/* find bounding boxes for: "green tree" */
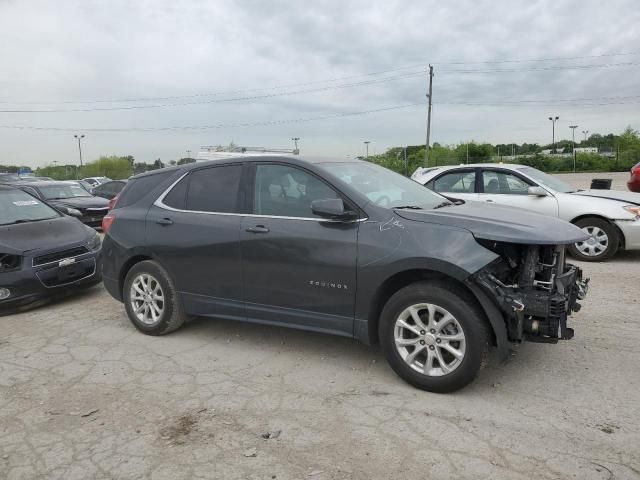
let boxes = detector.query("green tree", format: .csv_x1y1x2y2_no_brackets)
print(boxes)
79,156,133,179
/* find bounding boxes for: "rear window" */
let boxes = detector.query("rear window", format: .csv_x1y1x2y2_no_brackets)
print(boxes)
0,188,59,225
116,172,170,209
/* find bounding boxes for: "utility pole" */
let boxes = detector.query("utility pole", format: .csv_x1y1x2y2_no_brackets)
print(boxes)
582,130,589,142
74,134,85,167
424,64,434,167
364,141,371,159
511,144,515,158
497,146,500,162
291,137,300,154
466,143,469,164
403,146,408,176
569,125,578,172
548,116,559,153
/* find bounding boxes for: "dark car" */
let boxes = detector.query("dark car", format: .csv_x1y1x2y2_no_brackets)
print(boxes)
92,180,127,200
0,185,102,314
628,162,640,193
102,156,590,393
11,181,109,228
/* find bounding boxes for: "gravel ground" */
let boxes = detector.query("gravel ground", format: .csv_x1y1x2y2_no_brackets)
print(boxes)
1,173,639,480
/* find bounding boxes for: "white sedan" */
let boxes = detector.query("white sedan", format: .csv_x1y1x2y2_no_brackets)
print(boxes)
411,163,640,261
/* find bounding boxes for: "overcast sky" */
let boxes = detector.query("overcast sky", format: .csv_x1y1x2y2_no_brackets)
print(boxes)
1,0,639,167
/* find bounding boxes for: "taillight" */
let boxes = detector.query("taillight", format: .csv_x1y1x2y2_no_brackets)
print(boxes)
108,192,121,211
102,213,115,233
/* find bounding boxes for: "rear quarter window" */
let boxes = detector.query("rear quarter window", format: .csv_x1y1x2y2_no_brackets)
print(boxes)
115,172,171,209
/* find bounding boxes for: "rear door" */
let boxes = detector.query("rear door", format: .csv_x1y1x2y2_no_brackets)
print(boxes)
424,168,479,202
479,168,559,216
146,163,246,320
239,162,359,336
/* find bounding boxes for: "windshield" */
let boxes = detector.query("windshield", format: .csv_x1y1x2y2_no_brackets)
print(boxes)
517,166,576,193
0,189,59,225
38,184,92,200
319,162,447,209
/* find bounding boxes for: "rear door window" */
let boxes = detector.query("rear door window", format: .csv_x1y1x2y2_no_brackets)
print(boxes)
184,165,243,213
482,170,531,194
428,170,476,193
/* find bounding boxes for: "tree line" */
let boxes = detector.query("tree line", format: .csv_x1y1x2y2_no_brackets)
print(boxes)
367,126,640,176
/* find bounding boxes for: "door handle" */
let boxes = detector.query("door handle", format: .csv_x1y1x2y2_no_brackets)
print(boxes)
156,217,174,226
245,225,270,233
485,199,494,203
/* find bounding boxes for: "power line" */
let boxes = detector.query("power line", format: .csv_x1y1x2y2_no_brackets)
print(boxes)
0,101,426,132
2,51,640,105
438,61,640,74
0,71,427,113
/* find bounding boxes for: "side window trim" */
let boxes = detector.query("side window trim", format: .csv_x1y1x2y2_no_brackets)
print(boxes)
155,163,363,222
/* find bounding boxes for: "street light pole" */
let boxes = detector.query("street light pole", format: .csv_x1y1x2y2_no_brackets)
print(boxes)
74,134,85,167
364,141,371,159
291,137,300,154
548,116,559,153
569,125,578,172
582,130,589,142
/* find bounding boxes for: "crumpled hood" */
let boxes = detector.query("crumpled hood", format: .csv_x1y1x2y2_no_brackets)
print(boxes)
48,196,109,209
395,201,589,245
0,216,91,255
572,189,640,205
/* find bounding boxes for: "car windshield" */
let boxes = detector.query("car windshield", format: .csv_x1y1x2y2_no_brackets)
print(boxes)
0,189,59,225
319,161,447,209
38,184,92,199
517,166,576,193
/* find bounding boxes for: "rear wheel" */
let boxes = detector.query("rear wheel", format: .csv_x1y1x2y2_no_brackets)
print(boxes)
569,218,619,262
123,260,187,335
379,281,490,393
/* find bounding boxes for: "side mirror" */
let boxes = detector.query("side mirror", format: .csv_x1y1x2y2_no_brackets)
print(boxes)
311,198,357,221
527,186,548,197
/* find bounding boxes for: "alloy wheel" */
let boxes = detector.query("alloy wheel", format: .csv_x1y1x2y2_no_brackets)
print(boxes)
393,303,466,376
130,273,165,325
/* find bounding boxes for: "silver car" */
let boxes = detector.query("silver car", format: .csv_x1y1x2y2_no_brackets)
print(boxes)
412,164,640,261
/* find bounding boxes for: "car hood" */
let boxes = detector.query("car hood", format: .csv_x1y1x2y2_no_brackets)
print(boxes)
0,216,91,255
571,189,640,205
47,196,109,209
395,201,589,245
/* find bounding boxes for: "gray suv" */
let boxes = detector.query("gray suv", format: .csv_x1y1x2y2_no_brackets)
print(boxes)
102,156,589,392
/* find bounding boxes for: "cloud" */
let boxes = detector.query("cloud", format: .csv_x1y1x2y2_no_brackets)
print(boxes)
0,0,639,166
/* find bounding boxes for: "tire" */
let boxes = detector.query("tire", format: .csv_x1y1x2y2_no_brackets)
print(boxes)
123,260,187,335
568,217,619,262
379,281,490,393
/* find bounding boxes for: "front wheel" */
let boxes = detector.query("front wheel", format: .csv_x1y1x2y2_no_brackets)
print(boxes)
379,281,490,393
568,218,619,262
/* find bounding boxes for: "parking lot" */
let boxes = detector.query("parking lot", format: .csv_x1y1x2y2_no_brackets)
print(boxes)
1,172,639,480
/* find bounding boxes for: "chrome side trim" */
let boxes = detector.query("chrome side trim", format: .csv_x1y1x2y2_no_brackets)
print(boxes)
153,171,367,223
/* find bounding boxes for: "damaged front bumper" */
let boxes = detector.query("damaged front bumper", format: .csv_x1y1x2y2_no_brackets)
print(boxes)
471,242,589,344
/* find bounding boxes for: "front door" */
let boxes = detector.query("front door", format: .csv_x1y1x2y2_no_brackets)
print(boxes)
240,162,359,336
479,168,559,216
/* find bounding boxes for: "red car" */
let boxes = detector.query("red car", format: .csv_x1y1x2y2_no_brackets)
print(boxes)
629,162,640,192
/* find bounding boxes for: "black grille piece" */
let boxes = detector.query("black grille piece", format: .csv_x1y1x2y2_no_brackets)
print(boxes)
33,246,89,267
0,253,22,272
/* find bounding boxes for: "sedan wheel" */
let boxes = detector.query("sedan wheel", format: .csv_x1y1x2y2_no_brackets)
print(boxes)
568,218,619,262
394,303,466,377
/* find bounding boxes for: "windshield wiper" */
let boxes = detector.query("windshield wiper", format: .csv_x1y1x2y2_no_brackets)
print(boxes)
1,219,33,225
432,201,454,209
394,205,423,210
